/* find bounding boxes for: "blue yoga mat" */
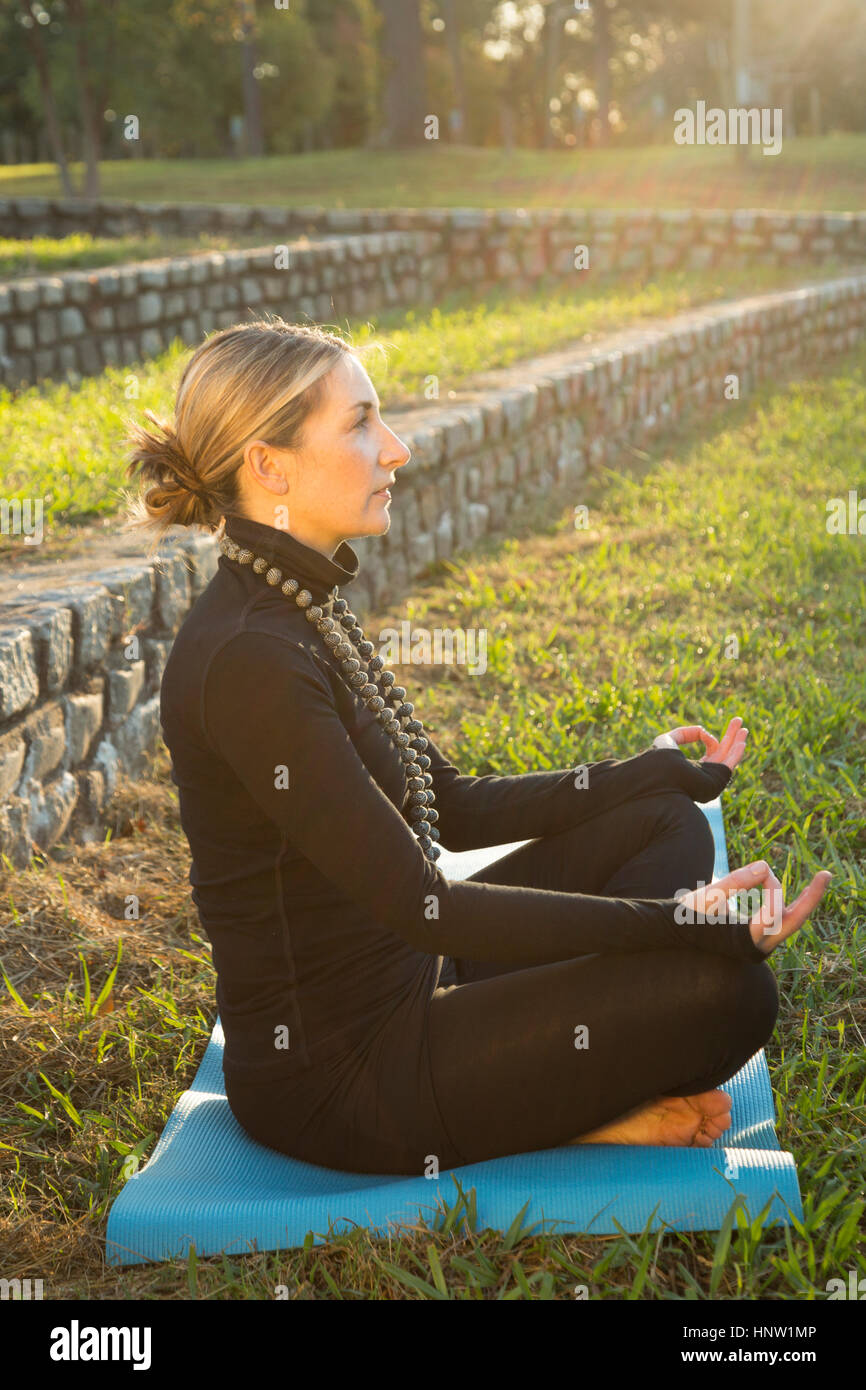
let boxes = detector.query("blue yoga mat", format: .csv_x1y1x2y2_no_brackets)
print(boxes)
106,798,803,1266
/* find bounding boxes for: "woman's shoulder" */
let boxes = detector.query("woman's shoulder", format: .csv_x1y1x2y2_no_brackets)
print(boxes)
195,621,341,755
207,618,334,692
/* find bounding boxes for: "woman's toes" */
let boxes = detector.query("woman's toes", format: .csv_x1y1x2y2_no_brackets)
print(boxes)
697,1089,732,1115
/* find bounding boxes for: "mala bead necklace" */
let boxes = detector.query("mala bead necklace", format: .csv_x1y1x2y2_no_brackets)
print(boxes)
218,535,441,863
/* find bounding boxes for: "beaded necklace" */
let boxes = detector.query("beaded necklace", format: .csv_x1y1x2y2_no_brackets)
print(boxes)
218,534,442,863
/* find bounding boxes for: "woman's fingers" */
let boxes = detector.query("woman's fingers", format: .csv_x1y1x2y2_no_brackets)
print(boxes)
701,717,747,768
677,861,833,957
751,870,833,954
667,724,707,747
660,716,750,770
697,726,720,756
712,862,770,895
677,861,763,918
716,718,743,760
752,863,784,940
666,716,749,768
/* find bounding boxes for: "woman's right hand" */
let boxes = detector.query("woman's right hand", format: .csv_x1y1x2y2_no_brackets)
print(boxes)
678,860,833,955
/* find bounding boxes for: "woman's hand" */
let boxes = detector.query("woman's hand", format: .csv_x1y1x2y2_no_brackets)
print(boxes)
677,860,833,955
655,716,748,772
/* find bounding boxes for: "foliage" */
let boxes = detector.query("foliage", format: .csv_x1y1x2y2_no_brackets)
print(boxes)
2,0,865,168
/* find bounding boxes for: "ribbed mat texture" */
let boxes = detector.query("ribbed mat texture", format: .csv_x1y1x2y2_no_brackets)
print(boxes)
106,798,802,1265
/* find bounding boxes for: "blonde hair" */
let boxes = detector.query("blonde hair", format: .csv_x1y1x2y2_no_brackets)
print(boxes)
121,317,364,559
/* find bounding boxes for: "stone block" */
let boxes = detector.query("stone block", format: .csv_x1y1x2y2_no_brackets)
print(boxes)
58,306,85,338
153,550,191,631
0,626,40,718
108,693,161,780
64,685,104,765
107,660,146,721
19,700,66,785
137,291,163,325
0,727,26,799
0,795,31,870
27,770,78,852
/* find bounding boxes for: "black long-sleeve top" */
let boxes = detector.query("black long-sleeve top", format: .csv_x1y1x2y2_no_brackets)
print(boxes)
158,512,765,1083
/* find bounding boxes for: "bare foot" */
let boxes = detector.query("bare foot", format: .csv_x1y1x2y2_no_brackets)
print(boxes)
568,1089,733,1149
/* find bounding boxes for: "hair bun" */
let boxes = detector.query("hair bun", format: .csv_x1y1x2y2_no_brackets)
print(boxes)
141,409,204,498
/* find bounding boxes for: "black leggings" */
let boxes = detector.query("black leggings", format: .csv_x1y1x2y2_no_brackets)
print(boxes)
426,790,780,1166
226,790,780,1174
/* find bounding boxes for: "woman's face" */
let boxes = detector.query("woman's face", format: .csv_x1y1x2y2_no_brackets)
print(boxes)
240,353,411,557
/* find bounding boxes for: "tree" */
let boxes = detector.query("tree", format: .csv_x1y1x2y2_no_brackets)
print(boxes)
305,0,379,149
5,0,121,195
238,0,264,157
66,0,118,196
375,0,428,146
439,0,467,141
14,0,73,192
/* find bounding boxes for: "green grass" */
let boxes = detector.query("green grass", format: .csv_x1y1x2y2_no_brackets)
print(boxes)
0,340,863,1298
0,259,853,559
0,231,320,280
2,136,866,210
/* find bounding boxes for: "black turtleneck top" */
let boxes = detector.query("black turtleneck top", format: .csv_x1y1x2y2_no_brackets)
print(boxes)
158,512,766,1083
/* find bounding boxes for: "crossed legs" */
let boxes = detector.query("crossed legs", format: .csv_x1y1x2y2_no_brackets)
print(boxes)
427,792,779,1165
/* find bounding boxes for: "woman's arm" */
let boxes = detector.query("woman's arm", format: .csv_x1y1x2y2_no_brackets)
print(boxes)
203,630,763,968
421,731,733,853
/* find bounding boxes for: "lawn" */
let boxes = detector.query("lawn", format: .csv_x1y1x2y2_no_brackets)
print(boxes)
1,137,866,211
0,231,321,280
0,258,854,560
0,340,863,1298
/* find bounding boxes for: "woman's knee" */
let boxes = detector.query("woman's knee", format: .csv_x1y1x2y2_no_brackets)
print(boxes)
642,790,717,886
698,954,780,1053
660,954,780,1096
742,957,780,1046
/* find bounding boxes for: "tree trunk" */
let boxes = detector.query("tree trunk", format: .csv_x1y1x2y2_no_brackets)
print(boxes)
499,96,515,152
594,0,611,147
542,1,562,149
239,0,265,156
19,0,75,195
440,0,465,142
732,0,750,170
66,0,103,197
377,0,428,147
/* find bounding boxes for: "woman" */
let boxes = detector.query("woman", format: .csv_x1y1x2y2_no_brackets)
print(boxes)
123,317,831,1176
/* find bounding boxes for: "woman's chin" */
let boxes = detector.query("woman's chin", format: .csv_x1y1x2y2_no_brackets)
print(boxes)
352,506,391,538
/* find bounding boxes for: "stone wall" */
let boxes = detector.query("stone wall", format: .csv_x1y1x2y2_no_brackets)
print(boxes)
3,200,866,391
1,269,864,867
3,196,866,268
0,230,441,390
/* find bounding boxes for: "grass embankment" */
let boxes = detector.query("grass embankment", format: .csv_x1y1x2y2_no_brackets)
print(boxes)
1,136,866,210
0,232,321,281
0,258,853,561
0,342,863,1298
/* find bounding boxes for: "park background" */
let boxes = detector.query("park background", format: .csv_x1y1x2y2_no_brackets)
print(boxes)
0,0,863,1302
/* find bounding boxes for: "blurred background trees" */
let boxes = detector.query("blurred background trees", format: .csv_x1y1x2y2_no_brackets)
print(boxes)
0,0,863,190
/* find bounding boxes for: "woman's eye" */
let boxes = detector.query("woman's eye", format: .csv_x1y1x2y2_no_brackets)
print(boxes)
354,416,368,430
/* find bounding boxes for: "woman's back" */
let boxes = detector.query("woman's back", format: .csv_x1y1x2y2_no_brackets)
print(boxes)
159,512,437,1086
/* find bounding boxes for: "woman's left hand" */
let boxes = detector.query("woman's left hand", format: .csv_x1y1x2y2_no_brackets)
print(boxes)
655,716,748,772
